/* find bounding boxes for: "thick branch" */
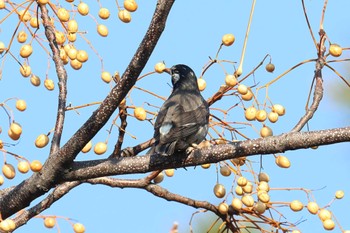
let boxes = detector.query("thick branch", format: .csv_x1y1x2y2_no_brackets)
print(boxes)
62,126,350,181
0,0,175,220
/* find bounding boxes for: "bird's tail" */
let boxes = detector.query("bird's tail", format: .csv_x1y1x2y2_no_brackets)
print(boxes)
146,142,176,156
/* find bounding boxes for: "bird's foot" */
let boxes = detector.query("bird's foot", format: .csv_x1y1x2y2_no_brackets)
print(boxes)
186,141,211,155
186,144,197,155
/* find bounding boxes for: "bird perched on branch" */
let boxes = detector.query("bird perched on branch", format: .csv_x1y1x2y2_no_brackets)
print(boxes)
147,64,209,156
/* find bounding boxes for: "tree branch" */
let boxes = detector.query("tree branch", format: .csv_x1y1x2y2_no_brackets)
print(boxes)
39,5,68,154
62,126,350,181
12,181,81,230
0,0,175,220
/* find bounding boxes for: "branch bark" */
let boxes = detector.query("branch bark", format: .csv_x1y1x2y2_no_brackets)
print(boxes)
0,0,175,220
62,126,350,181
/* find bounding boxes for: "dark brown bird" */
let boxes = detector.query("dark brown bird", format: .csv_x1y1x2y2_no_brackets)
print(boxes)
147,64,209,155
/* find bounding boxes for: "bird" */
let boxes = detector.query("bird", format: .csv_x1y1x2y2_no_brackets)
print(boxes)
147,64,209,156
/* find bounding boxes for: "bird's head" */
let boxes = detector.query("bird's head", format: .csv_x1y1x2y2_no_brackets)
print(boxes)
164,64,199,92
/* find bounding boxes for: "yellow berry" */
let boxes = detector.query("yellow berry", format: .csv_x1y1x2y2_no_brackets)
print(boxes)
76,50,88,63
67,47,77,60
197,78,206,91
235,186,243,196
10,122,22,138
20,44,33,58
245,106,257,121
17,30,27,43
323,219,335,231
30,75,41,86
44,79,55,91
258,191,270,203
242,182,253,193
154,62,166,73
97,24,109,37
70,59,82,70
101,71,112,83
35,134,49,148
213,183,226,198
94,142,107,155
260,125,273,137
222,34,235,46
231,197,243,210
290,200,303,212
17,161,30,173
30,17,40,28
0,41,6,54
242,194,254,207
16,99,27,111
318,209,332,221
77,2,89,16
2,163,16,179
0,0,5,9
225,74,237,87
37,0,49,5
237,176,248,187
57,8,70,22
272,104,285,116
118,9,132,23
30,160,43,172
124,0,138,12
55,31,66,45
99,8,110,19
134,107,147,121
237,84,248,95
218,202,229,215
81,140,92,153
153,172,164,183
275,155,290,168
73,223,85,233
44,217,56,228
164,168,174,177
255,109,267,122
67,33,77,42
18,9,31,22
268,111,279,123
307,201,319,215
241,89,253,101
329,43,342,57
335,190,344,199
67,19,78,33
257,181,270,192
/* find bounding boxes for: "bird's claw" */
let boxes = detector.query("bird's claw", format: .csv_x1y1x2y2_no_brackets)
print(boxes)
186,141,211,154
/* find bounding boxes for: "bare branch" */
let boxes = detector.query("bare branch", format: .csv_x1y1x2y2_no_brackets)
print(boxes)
13,181,80,229
39,5,68,154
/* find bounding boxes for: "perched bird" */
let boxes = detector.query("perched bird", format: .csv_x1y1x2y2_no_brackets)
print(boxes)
147,64,209,155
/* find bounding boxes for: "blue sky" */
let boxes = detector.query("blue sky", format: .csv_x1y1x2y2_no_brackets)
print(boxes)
1,0,350,232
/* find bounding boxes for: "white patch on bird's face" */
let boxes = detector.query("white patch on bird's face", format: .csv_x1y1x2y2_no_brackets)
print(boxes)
171,72,180,85
160,123,172,136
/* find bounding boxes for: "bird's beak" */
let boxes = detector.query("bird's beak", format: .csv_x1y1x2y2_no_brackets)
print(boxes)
164,68,171,74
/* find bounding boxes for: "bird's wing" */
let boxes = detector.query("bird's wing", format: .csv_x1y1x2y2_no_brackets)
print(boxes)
156,100,209,145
